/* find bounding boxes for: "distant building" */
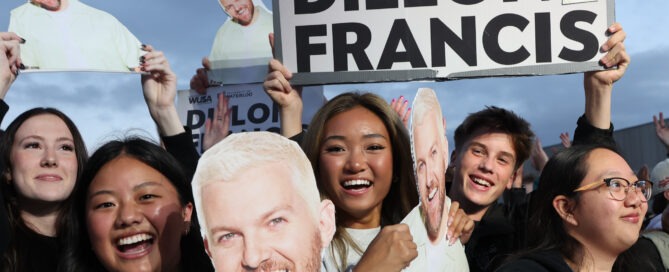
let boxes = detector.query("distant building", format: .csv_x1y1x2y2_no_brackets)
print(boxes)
540,119,668,173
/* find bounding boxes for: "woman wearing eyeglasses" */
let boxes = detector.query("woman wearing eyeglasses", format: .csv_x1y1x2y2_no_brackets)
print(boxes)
497,144,661,271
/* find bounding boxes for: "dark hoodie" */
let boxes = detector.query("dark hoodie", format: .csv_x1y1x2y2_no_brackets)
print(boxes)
495,250,572,272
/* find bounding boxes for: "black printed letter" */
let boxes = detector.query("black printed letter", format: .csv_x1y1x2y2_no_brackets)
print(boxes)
558,10,598,62
483,14,530,65
378,19,427,69
333,23,373,71
295,25,327,72
431,17,477,67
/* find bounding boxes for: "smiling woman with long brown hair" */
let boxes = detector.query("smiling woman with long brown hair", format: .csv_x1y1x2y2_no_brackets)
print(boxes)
300,92,419,271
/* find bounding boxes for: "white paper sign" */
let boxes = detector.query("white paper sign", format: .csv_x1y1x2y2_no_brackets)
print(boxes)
274,0,614,85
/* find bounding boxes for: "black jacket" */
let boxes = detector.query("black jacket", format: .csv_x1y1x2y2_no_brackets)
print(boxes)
496,250,572,272
465,188,530,272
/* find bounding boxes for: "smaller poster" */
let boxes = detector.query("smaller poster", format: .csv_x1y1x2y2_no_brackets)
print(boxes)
177,83,325,153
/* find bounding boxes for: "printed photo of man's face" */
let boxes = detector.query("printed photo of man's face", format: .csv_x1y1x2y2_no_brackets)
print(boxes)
411,88,449,244
220,0,255,26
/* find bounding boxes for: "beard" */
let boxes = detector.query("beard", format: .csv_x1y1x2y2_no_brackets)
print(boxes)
422,189,445,242
252,230,322,271
33,0,62,11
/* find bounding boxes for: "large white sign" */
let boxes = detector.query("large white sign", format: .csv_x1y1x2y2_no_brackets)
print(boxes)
274,0,614,85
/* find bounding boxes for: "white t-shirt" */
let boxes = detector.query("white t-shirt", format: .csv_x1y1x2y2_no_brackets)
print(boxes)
9,0,142,71
322,227,381,272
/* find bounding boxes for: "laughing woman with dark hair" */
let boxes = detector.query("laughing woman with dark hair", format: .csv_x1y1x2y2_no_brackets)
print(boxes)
60,47,213,272
62,137,212,272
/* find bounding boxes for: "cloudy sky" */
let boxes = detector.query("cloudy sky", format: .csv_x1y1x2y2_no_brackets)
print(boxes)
1,0,668,152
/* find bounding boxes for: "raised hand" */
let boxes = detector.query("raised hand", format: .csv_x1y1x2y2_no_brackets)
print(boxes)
0,32,24,99
203,92,231,152
190,57,213,95
559,132,571,148
654,112,669,151
583,23,630,129
140,45,183,136
586,23,630,87
390,96,411,129
531,138,549,172
263,57,303,138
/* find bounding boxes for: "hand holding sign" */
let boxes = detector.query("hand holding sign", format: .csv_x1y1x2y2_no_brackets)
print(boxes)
263,58,304,138
585,23,629,89
140,45,184,137
583,23,629,130
190,57,214,95
0,32,23,98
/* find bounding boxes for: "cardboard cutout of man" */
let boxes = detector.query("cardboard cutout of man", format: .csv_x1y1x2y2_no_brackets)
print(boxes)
402,88,469,271
8,0,143,71
208,0,273,69
192,131,336,271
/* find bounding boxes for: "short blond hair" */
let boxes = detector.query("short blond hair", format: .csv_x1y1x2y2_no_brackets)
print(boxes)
410,88,447,168
411,87,445,136
192,132,320,235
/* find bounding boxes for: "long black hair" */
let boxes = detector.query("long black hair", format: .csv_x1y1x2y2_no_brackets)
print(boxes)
521,144,654,271
61,136,212,271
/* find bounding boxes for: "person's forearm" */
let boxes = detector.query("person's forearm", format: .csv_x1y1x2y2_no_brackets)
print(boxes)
280,103,303,139
150,105,185,137
584,77,612,130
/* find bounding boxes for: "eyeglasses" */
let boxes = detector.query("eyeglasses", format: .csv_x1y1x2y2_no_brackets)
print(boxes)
573,177,652,202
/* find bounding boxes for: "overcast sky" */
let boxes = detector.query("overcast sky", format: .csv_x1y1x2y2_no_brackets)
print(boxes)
1,0,668,152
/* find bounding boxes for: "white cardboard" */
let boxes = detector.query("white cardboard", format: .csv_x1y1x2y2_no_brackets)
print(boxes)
274,0,615,85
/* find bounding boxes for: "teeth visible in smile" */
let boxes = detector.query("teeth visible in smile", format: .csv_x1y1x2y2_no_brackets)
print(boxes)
428,187,437,201
343,179,371,187
473,177,491,187
117,233,153,246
